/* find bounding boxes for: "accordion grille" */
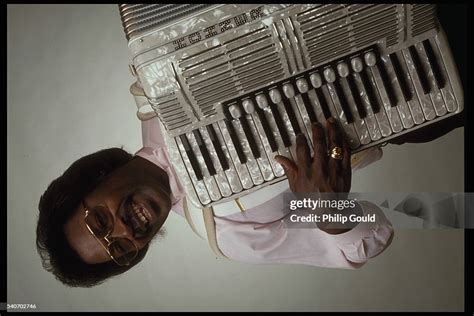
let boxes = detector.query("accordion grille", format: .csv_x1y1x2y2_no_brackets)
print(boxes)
411,4,439,37
119,4,213,40
297,4,400,67
178,27,285,118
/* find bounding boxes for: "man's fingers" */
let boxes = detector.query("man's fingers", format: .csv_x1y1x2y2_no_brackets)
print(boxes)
326,117,345,190
326,117,343,150
342,137,351,174
274,155,297,179
296,133,311,170
342,137,352,192
311,122,328,174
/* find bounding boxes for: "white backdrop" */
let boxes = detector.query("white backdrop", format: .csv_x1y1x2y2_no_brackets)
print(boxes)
7,4,465,312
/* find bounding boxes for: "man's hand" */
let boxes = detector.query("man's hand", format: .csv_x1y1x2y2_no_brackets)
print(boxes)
274,117,352,196
275,118,356,234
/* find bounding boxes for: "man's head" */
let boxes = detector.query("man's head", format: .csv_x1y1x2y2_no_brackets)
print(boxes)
36,148,172,287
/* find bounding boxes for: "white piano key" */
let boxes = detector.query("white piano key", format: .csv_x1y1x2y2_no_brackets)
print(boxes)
255,94,269,109
363,67,394,137
323,67,337,83
211,122,244,194
231,118,265,185
282,82,313,147
309,73,323,89
283,82,296,98
351,57,364,73
242,98,256,113
255,94,294,165
393,51,426,125
228,104,242,119
243,99,285,177
269,89,282,104
198,126,233,198
216,121,253,190
242,112,275,182
367,59,404,133
430,37,458,113
307,89,328,126
269,88,298,158
323,84,361,150
364,51,377,67
185,132,221,202
380,54,415,129
245,115,278,180
175,137,211,205
351,72,382,141
293,78,319,149
338,76,371,145
337,62,350,78
415,42,448,117
402,48,437,121
293,93,316,152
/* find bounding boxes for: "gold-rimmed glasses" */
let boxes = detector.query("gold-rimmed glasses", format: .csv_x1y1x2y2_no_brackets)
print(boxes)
83,200,139,266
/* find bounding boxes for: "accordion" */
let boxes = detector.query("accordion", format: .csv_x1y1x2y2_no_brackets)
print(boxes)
119,4,463,208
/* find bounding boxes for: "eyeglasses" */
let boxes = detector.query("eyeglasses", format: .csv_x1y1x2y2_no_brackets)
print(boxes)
83,200,139,266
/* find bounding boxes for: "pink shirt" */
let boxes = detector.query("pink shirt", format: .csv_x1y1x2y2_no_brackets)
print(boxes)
136,117,394,269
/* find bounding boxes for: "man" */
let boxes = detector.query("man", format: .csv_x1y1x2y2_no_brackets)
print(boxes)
38,96,405,288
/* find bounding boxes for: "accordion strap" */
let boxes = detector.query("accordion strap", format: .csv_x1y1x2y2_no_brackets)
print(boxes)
130,81,157,121
182,197,228,259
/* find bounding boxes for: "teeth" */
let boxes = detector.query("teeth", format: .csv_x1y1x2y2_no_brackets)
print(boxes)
142,208,152,219
132,203,149,225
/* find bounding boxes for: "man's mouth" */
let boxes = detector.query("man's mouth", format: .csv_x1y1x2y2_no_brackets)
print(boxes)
119,187,166,240
131,201,152,226
121,197,157,239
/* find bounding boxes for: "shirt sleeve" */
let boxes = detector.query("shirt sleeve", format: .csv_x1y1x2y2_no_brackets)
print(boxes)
214,200,393,269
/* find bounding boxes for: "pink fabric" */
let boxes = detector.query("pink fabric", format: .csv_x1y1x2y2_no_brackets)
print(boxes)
136,117,394,268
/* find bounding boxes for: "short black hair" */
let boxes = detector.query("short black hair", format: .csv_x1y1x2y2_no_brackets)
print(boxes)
36,147,150,287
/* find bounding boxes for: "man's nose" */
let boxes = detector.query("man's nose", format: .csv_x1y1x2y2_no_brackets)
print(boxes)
110,215,134,239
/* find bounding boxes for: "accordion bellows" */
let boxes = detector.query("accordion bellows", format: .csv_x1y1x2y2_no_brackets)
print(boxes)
119,4,463,207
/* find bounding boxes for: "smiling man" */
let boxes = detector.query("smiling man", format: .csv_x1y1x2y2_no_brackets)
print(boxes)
37,105,402,288
63,156,172,265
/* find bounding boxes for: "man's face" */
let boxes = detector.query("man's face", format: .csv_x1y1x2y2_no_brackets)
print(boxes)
64,156,172,264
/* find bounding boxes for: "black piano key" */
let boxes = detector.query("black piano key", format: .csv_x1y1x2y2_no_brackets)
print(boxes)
408,45,430,94
374,53,397,107
422,39,445,89
239,116,261,159
389,53,413,102
255,108,278,152
333,80,354,123
300,92,318,123
278,87,302,135
346,73,367,119
206,125,229,171
224,119,247,164
180,134,203,181
264,91,292,148
359,69,381,113
193,129,216,176
314,87,332,119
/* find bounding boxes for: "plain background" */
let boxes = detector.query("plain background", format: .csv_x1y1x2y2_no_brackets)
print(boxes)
7,4,465,312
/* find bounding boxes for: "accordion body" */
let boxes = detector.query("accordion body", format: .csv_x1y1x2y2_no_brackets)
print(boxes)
119,4,463,207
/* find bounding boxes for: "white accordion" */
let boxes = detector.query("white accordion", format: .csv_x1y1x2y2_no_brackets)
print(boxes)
119,4,463,208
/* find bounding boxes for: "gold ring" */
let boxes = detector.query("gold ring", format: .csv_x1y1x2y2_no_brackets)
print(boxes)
328,146,343,160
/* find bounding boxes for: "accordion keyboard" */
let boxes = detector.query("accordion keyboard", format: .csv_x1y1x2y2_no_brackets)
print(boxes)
120,4,463,207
